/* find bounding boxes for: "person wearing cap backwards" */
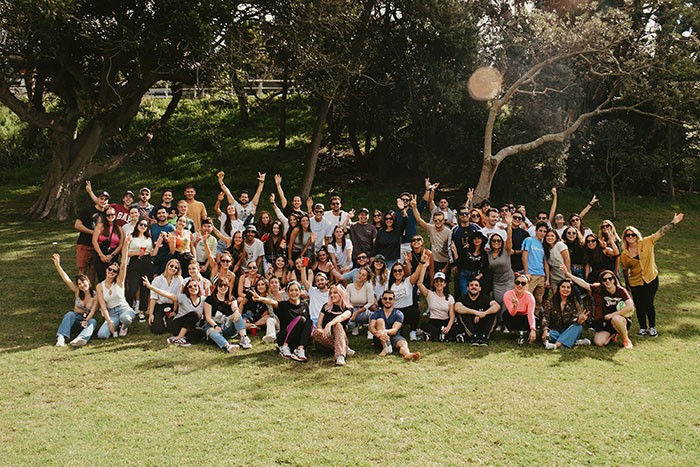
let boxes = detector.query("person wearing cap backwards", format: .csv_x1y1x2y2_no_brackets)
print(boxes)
183,184,208,233
348,207,377,266
135,187,154,221
307,200,333,254
74,182,110,277
300,268,330,327
85,181,133,227
242,224,265,272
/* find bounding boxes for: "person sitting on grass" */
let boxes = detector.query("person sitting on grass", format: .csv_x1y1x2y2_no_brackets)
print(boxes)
250,281,312,362
502,274,537,346
96,236,136,339
416,269,455,343
239,277,274,343
52,253,98,348
564,268,635,349
143,275,205,347
453,279,500,346
541,278,591,350
145,259,183,335
202,278,250,353
369,290,421,361
312,284,354,366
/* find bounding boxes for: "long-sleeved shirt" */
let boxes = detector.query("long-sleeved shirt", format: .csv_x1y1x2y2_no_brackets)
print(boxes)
503,289,536,330
347,281,375,309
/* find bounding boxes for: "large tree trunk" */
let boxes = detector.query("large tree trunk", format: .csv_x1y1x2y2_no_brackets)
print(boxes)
474,157,499,202
300,97,332,199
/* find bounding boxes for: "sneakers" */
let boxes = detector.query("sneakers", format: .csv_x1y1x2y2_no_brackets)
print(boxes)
176,338,191,347
455,334,465,344
367,331,373,340
470,336,480,346
637,328,648,336
166,336,179,344
346,348,356,357
516,331,526,346
70,337,88,347
351,326,360,336
423,333,431,342
409,330,418,341
544,341,557,350
239,335,253,349
279,344,292,358
138,312,146,323
622,338,634,349
224,343,239,353
291,347,308,362
118,326,128,337
575,338,591,346
648,327,658,337
262,334,276,344
55,335,66,347
479,335,489,347
335,355,346,366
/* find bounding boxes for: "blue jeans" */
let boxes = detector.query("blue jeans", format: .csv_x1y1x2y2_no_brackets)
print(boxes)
203,316,246,350
57,312,97,342
547,324,583,348
97,304,136,339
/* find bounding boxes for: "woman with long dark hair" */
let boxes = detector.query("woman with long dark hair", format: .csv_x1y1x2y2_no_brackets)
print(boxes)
52,253,98,347
620,213,684,337
583,234,618,283
265,220,286,265
202,277,249,353
488,213,514,321
388,255,427,341
541,279,590,349
169,216,196,277
266,254,289,287
328,225,353,273
452,230,488,297
371,209,407,271
543,228,570,293
287,214,315,268
125,219,162,321
92,206,124,282
214,192,244,259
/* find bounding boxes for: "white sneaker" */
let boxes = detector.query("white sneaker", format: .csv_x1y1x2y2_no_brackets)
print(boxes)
409,330,418,341
118,326,128,337
279,344,292,358
351,326,360,336
70,337,88,347
346,348,356,357
575,338,591,346
544,341,557,350
262,334,276,344
55,335,66,347
239,335,253,349
335,355,346,366
648,327,659,337
291,347,308,362
224,343,239,353
367,331,373,340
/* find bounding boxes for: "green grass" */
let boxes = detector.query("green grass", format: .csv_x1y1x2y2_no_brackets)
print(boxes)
2,99,700,464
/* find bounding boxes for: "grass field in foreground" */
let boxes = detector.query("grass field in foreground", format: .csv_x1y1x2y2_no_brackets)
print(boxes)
1,185,699,465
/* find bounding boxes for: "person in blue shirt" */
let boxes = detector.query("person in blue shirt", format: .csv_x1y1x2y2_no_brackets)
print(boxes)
522,221,548,316
369,290,421,361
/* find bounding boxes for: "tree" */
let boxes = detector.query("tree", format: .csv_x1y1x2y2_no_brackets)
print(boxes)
472,2,699,201
0,0,234,220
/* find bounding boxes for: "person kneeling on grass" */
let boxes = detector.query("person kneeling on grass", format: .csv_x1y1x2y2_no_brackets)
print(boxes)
453,279,500,346
369,290,420,361
52,253,98,347
250,281,312,362
502,274,537,346
96,236,136,339
312,284,355,366
564,268,635,349
143,276,205,347
541,278,591,350
201,278,251,353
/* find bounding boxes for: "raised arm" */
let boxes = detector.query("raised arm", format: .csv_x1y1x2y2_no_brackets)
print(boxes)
548,187,558,224
51,253,77,293
214,191,225,217
85,180,98,204
411,194,429,230
299,265,311,291
217,171,235,204
578,195,598,220
563,267,591,292
408,252,428,286
651,213,684,242
251,289,279,308
416,261,429,297
503,212,514,255
249,172,266,209
274,174,288,209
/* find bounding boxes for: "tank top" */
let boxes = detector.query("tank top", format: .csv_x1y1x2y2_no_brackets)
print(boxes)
98,223,120,251
75,297,93,314
102,281,127,309
293,229,312,252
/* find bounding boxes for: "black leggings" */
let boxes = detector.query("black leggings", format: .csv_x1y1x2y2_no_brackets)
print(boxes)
630,277,659,329
502,312,531,332
420,318,450,341
126,256,152,311
280,316,313,348
150,303,174,335
398,305,420,334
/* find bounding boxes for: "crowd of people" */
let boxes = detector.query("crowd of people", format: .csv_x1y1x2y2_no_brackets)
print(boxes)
54,173,685,364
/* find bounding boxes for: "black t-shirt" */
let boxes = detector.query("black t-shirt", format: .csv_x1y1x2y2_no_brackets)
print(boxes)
510,228,530,271
457,293,492,312
76,205,103,245
205,294,234,319
282,205,305,219
276,300,309,328
318,304,350,329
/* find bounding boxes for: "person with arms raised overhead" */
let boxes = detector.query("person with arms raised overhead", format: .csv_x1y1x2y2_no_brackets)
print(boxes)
274,173,305,218
51,253,98,348
96,236,136,339
217,171,265,226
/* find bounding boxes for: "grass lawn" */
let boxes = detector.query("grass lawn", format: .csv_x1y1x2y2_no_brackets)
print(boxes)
1,185,699,465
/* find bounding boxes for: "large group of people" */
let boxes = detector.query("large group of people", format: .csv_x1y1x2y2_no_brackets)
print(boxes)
54,174,685,364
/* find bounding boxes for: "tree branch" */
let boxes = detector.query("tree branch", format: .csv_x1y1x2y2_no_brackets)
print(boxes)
0,77,59,129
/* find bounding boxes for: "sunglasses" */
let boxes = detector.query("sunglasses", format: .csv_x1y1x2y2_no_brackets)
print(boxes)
512,216,523,221
384,217,393,221
218,283,229,288
401,198,410,203
314,210,323,214
601,276,615,283
381,297,394,301
220,259,231,263
106,213,116,217
331,202,340,206
458,212,468,216
138,223,148,227
601,224,611,228
248,266,258,270
107,268,119,273
373,214,382,217
168,264,179,270
586,239,597,244
357,256,368,260
392,269,403,274
411,238,422,242
514,280,527,286
625,233,637,238
491,239,502,243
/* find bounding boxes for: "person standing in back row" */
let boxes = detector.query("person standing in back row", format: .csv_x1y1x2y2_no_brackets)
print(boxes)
183,184,208,233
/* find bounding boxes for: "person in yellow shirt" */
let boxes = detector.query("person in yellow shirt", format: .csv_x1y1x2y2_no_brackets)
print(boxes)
620,213,684,337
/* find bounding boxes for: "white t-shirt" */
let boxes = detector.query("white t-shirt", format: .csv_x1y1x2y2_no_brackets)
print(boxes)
426,291,454,321
195,236,217,263
323,210,349,228
127,235,152,264
218,212,244,236
391,278,414,309
150,274,184,305
328,239,353,269
243,239,265,269
480,226,508,246
233,199,257,223
308,287,329,322
309,217,333,252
